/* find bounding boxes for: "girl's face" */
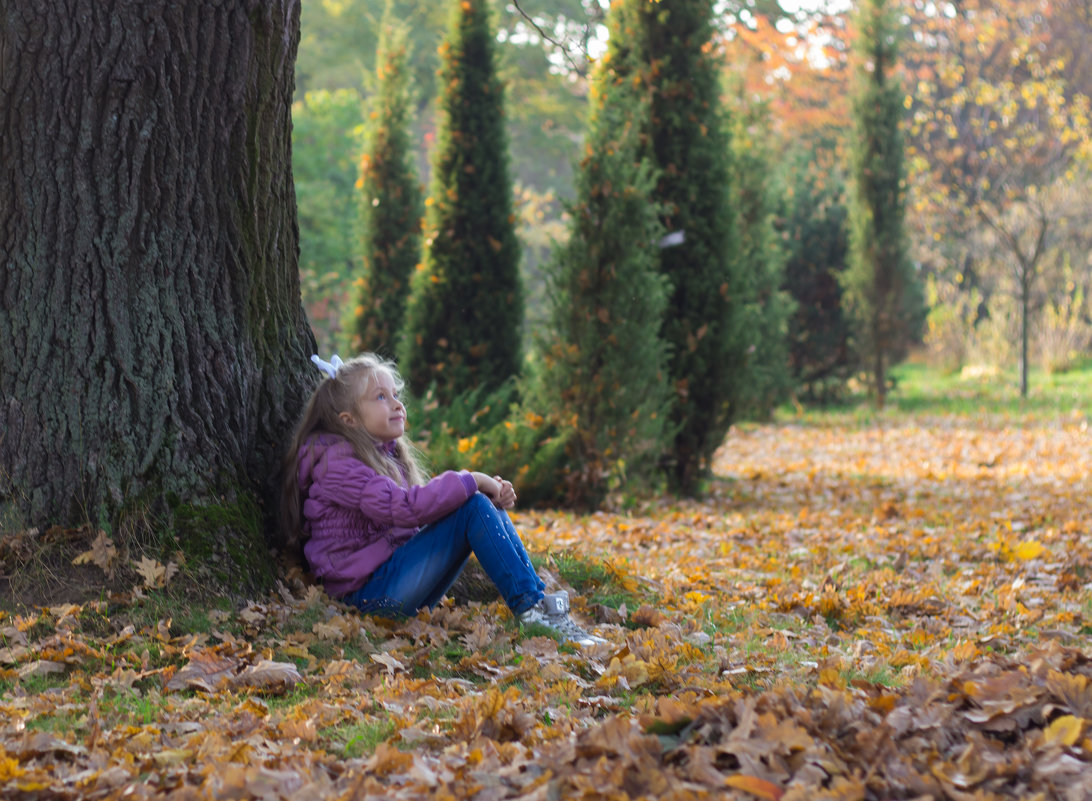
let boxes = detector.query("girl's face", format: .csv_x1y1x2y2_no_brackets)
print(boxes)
342,369,406,442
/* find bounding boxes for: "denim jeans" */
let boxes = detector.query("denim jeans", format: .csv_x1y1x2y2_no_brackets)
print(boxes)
342,493,545,618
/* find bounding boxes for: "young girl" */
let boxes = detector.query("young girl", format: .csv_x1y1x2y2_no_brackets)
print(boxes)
281,352,604,646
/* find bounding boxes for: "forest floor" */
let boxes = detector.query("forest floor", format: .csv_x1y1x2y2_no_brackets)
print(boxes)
2,372,1092,799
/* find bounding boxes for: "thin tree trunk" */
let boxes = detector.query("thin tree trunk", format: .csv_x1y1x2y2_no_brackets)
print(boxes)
0,1,314,582
874,346,886,410
1020,268,1030,399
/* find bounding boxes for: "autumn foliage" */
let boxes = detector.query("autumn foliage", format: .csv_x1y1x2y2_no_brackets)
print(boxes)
349,8,422,358
5,394,1092,797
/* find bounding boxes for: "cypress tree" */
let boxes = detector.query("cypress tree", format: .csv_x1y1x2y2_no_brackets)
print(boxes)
400,0,521,403
843,0,924,407
782,146,857,400
730,100,793,420
533,57,671,509
349,5,422,358
603,0,742,495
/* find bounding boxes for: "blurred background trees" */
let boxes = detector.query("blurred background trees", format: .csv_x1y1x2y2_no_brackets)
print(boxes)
399,0,524,403
349,4,422,358
902,0,1092,394
842,0,924,408
290,0,1092,505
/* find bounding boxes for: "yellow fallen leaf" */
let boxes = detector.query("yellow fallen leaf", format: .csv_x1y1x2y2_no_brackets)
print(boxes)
151,748,194,767
0,752,24,781
1044,714,1084,747
1013,540,1044,561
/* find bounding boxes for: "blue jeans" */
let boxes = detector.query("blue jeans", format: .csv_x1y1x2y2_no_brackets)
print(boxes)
342,493,545,618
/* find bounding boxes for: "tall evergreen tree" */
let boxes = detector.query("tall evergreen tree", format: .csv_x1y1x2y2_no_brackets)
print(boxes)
782,146,857,400
533,64,671,509
602,0,742,495
400,0,521,403
349,6,422,358
843,0,924,408
730,99,793,420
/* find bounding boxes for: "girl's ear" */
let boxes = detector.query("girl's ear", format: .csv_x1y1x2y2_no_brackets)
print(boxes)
338,411,357,427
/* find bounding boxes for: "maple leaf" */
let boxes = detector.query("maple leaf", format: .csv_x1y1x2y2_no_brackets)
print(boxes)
71,530,118,576
459,618,496,652
132,556,179,589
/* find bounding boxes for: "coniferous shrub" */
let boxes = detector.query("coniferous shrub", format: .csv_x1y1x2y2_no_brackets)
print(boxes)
782,147,857,401
601,0,743,495
409,379,572,509
400,0,522,404
843,0,925,407
348,7,422,358
530,88,672,509
730,100,794,420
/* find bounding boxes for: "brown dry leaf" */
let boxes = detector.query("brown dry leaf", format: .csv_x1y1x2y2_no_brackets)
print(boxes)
459,618,497,652
231,660,302,693
166,650,240,692
71,530,118,576
132,556,179,589
632,604,665,628
370,652,405,675
17,660,66,679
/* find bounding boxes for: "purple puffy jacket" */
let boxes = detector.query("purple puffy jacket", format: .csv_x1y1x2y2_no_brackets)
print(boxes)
297,432,478,597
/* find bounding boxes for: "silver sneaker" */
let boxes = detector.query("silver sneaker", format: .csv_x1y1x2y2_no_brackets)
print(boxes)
518,592,607,646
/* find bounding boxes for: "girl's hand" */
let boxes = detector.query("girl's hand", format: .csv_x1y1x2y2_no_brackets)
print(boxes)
471,472,517,509
492,475,516,509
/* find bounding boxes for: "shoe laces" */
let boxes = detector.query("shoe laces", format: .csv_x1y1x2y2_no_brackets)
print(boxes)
519,592,605,646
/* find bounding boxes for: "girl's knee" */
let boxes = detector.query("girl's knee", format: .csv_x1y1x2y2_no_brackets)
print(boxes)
466,492,496,515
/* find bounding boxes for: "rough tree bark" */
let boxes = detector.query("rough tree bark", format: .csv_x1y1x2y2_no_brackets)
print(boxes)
0,0,316,594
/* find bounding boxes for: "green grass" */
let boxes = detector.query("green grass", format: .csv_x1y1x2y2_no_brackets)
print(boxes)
541,551,651,612
891,360,1092,418
774,358,1092,425
98,687,168,727
324,718,397,758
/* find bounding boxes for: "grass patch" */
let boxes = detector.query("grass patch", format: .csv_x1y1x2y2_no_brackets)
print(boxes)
98,687,168,727
542,551,650,611
325,718,397,758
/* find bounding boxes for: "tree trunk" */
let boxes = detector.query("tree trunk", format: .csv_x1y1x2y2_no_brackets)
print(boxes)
874,345,886,410
1020,267,1030,399
0,1,316,594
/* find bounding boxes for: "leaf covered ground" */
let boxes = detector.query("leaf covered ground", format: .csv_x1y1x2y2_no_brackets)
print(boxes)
2,408,1092,800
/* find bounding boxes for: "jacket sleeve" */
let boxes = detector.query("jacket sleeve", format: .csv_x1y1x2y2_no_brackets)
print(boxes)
313,443,478,528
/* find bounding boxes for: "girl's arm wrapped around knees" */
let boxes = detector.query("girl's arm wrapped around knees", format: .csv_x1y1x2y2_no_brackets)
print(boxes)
470,471,517,509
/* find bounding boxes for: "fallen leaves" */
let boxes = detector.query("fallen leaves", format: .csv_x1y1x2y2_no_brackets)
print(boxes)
2,412,1092,798
166,649,301,693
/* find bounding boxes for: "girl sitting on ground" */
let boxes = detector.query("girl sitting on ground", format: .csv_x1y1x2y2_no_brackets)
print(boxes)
280,352,603,646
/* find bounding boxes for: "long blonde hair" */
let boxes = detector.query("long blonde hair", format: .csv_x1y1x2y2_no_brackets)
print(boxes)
280,353,428,546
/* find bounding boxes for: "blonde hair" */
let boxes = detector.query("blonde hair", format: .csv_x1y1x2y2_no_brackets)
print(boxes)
281,353,428,547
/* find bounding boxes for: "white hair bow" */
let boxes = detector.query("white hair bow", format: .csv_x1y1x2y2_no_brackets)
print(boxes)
310,354,344,379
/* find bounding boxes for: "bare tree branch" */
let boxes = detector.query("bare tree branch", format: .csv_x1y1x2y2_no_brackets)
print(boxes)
510,0,591,76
